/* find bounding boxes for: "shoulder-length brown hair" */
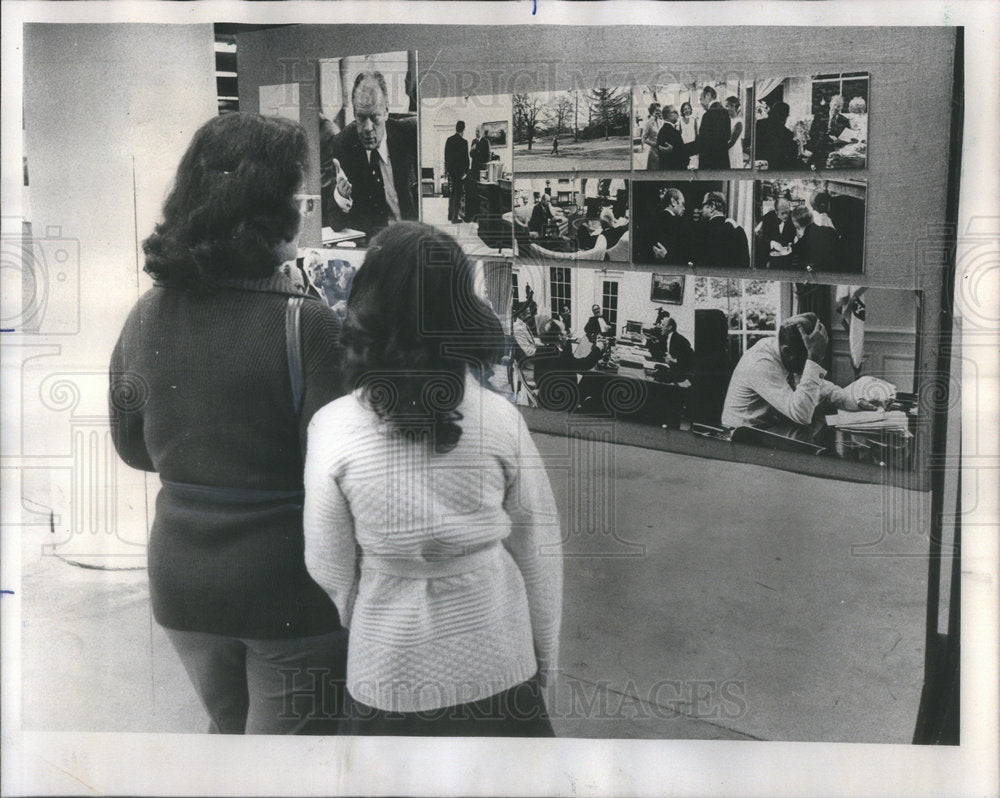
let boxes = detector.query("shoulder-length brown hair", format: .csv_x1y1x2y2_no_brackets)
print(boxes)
142,113,308,290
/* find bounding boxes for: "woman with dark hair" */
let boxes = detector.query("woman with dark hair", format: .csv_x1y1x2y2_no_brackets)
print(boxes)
109,112,348,734
303,221,563,736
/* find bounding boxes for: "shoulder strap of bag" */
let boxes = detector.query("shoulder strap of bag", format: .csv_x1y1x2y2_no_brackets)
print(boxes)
285,296,305,415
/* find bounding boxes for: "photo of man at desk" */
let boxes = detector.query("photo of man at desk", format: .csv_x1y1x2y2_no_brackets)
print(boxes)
511,264,920,467
722,312,875,440
319,64,418,245
645,316,694,383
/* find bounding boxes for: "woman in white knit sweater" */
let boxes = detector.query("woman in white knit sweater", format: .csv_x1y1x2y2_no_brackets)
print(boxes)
304,221,563,735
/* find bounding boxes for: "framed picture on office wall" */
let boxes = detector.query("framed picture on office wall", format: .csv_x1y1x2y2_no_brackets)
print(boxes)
651,273,685,304
484,122,508,148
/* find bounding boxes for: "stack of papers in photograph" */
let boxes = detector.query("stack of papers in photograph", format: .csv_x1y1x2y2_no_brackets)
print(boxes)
825,409,911,434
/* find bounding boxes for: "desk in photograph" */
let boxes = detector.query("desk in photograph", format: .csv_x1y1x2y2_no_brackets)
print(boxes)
577,342,691,426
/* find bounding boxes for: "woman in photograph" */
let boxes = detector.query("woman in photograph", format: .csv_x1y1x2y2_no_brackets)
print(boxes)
109,113,348,734
303,221,563,736
725,95,745,168
679,100,699,168
642,102,662,170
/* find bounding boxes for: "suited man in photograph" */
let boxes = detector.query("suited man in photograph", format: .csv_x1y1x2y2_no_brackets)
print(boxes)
583,304,613,343
528,192,563,248
646,317,694,379
655,105,689,170
651,187,692,265
444,120,469,223
807,93,853,171
321,71,418,238
755,196,796,266
696,86,732,170
692,191,750,269
789,204,841,272
754,101,800,170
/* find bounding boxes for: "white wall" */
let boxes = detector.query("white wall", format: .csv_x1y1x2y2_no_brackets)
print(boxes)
23,23,217,364
15,24,217,561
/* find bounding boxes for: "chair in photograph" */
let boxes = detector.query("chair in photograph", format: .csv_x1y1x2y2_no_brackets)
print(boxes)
620,319,644,344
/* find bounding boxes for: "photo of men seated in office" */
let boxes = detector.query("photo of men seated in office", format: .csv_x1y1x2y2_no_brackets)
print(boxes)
317,52,419,248
419,94,513,256
754,178,867,273
506,267,920,470
513,89,632,171
632,180,752,268
511,178,630,262
754,72,869,171
632,81,752,170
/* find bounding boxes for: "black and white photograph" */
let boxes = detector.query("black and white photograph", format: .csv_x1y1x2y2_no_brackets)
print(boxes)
510,266,920,469
419,93,514,256
4,9,997,798
513,88,632,171
753,178,867,273
290,247,365,321
317,50,419,247
650,273,686,304
512,177,630,261
754,72,870,171
633,81,752,171
632,180,753,268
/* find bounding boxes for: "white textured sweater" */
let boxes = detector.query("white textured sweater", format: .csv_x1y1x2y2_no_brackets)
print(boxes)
303,374,562,712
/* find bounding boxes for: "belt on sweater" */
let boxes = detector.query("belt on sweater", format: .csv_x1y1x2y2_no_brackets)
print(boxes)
160,478,304,504
361,542,502,579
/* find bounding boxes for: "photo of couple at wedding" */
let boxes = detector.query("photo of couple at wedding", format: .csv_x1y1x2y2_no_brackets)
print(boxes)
633,81,752,171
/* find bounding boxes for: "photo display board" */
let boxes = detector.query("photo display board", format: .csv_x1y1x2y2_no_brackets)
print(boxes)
237,25,958,485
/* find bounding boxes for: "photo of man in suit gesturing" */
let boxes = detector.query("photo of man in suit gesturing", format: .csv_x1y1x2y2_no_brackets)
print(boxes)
321,71,418,239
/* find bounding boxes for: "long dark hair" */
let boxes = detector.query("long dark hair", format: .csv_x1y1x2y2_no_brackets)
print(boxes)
142,113,308,289
341,222,505,453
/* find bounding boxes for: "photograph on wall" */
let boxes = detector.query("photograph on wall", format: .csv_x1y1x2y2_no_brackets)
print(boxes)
632,180,753,269
754,71,869,170
284,247,366,322
509,265,920,469
753,178,867,273
512,89,632,171
651,273,685,304
317,50,419,248
511,177,629,262
632,80,752,171
419,93,513,257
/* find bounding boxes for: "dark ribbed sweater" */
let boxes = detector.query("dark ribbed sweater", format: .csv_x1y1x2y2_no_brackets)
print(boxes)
109,281,344,638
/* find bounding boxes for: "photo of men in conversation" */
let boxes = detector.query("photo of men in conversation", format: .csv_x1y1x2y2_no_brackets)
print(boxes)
632,180,753,269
